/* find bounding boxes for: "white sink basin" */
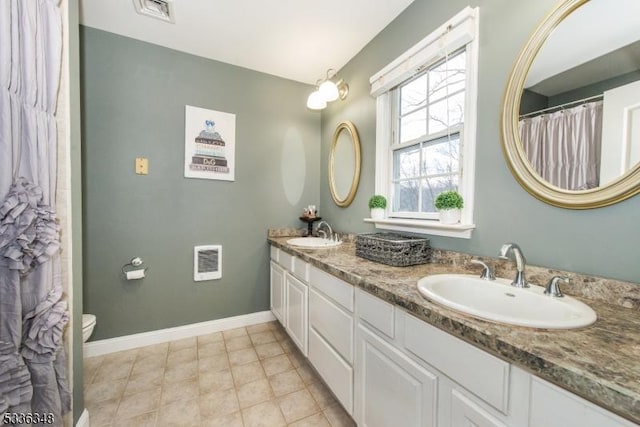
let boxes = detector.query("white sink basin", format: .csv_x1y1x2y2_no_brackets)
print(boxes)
417,274,597,329
287,237,342,248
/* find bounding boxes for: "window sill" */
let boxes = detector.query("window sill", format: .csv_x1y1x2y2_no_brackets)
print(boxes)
364,217,475,239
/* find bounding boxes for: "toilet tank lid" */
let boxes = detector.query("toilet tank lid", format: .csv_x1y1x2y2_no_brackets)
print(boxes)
82,314,96,327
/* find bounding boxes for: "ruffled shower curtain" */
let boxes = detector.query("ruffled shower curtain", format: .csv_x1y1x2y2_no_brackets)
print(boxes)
0,0,71,425
519,101,603,191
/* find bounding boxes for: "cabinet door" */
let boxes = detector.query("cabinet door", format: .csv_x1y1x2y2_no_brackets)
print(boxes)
285,273,308,356
270,261,285,325
355,324,437,427
450,390,507,427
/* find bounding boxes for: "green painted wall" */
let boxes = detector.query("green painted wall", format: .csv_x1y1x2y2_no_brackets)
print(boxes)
320,0,640,284
520,89,548,115
550,70,640,106
81,27,320,340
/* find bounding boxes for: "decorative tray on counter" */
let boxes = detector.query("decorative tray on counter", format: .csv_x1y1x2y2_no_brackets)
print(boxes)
355,232,431,267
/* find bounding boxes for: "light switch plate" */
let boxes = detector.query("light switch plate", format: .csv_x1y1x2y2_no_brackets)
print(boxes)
135,157,149,175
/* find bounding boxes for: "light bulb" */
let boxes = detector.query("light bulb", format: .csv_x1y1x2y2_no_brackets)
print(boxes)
306,90,327,110
319,80,339,102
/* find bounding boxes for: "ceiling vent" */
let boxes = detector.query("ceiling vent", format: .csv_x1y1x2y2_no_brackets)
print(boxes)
133,0,175,23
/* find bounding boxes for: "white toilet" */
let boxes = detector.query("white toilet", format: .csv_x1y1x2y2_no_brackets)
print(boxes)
82,314,96,342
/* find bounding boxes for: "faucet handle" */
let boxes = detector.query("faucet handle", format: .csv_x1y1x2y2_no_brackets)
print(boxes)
544,275,570,298
469,259,495,281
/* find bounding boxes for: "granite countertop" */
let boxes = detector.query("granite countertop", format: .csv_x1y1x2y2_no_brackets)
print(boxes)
268,236,640,424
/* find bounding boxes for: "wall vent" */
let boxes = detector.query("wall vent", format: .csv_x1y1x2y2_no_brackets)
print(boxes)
133,0,175,23
194,245,222,281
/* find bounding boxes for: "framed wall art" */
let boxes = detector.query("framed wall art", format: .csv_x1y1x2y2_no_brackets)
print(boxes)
184,105,236,181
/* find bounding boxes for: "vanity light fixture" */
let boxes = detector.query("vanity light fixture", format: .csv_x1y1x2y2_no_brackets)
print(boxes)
306,69,349,110
307,80,328,110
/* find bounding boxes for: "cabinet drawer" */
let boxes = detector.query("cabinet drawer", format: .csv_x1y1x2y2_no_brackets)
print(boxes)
309,266,354,312
451,390,507,427
270,245,279,262
356,289,395,339
310,289,354,363
529,377,636,427
403,313,509,413
292,256,310,283
279,250,294,271
309,328,353,415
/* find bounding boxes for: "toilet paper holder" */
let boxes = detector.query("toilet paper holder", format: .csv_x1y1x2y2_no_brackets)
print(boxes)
122,257,148,279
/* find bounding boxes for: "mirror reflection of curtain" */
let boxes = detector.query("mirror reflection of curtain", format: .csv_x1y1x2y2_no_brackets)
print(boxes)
519,101,603,190
0,0,71,424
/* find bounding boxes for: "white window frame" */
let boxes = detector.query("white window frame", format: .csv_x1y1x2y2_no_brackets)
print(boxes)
366,6,479,239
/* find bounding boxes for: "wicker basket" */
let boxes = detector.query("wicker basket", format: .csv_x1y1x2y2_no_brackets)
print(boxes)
355,233,431,267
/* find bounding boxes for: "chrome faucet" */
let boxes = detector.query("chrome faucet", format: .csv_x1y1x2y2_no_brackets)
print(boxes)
545,275,569,297
499,243,529,288
315,221,333,240
469,259,495,280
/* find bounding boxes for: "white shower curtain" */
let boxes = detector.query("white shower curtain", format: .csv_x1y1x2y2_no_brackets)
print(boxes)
0,0,70,425
519,101,603,191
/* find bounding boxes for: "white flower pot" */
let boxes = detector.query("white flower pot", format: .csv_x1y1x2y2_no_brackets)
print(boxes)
370,208,385,220
439,209,461,224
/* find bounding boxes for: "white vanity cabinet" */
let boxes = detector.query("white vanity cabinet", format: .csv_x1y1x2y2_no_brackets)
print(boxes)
269,246,637,427
354,287,636,427
354,288,527,427
308,265,355,415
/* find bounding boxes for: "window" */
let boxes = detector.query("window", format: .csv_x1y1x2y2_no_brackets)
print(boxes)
393,50,465,218
369,7,479,238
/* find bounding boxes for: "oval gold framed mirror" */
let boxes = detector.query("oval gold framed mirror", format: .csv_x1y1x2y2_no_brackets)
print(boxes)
329,121,361,207
501,0,640,209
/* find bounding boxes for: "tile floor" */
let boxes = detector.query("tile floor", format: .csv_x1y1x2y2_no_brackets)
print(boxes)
83,321,357,427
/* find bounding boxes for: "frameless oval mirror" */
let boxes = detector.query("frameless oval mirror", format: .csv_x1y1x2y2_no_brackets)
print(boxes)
329,121,361,207
502,0,640,208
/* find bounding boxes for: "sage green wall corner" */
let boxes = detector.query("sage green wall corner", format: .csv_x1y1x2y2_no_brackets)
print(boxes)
81,27,320,340
320,0,640,284
67,0,84,422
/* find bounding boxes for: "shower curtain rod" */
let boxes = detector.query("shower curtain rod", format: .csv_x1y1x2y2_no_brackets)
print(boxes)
519,93,603,119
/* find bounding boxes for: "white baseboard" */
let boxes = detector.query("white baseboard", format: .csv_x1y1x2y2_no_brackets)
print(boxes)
75,409,89,427
83,310,276,357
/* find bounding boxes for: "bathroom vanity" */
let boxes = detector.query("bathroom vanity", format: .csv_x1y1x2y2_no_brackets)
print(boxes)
268,236,640,427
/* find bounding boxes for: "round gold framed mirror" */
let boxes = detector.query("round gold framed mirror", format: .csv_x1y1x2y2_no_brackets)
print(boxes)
501,0,640,209
329,121,361,207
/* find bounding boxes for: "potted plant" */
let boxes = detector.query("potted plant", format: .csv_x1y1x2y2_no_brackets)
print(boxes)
368,195,387,220
434,190,464,224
